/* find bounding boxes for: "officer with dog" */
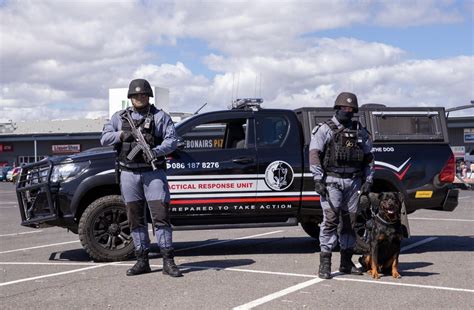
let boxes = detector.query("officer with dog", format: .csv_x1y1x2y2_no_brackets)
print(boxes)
101,78,182,277
309,92,374,279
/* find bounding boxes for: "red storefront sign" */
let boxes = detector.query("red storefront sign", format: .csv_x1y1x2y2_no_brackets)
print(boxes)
0,144,14,152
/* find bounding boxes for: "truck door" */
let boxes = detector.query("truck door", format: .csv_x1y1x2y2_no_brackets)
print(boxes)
168,111,259,225
254,112,304,223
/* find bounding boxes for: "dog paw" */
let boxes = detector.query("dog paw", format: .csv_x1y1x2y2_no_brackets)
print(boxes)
392,272,402,279
371,272,380,279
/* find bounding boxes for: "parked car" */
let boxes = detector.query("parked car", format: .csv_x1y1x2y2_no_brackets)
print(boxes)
7,167,21,182
0,166,12,182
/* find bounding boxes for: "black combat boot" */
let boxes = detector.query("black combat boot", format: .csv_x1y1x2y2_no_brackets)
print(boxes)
126,249,152,276
339,249,363,275
318,252,332,279
161,247,183,277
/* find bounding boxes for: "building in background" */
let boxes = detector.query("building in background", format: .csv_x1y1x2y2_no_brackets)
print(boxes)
1,115,471,168
0,86,187,167
0,118,105,166
448,116,474,162
0,112,193,167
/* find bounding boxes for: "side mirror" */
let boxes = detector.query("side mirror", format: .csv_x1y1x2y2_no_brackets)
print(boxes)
177,137,186,149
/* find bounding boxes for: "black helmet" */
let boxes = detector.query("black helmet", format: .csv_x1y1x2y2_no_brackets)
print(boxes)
334,92,358,112
127,79,153,98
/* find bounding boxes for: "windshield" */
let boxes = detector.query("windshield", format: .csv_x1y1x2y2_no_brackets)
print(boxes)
174,114,199,130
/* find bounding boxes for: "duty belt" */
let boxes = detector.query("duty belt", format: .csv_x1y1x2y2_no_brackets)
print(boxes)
326,171,362,179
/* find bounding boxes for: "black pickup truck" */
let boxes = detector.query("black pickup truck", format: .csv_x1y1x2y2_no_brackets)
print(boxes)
16,100,459,261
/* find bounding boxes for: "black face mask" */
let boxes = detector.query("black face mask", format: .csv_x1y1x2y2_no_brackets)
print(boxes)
335,110,354,126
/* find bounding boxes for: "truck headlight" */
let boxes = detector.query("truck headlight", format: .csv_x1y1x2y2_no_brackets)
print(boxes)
51,162,89,183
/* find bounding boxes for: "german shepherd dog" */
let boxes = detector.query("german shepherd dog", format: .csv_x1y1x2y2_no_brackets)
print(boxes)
360,192,403,279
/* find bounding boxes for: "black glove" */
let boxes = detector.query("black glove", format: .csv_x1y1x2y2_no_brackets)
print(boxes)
360,181,372,195
120,131,135,142
314,180,327,196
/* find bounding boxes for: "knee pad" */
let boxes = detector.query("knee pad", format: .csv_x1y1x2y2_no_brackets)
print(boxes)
126,201,147,230
147,200,171,227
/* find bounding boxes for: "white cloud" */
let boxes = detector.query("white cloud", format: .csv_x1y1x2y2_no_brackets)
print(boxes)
0,0,472,123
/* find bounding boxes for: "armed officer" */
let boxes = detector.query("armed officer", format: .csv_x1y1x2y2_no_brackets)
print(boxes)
309,92,374,279
101,78,182,277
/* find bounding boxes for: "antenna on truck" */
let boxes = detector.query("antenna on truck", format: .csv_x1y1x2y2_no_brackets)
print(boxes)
194,102,208,114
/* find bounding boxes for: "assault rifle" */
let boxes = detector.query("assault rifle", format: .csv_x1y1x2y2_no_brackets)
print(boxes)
123,111,160,171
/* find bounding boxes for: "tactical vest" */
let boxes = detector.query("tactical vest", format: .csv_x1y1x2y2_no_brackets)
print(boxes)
117,106,164,170
322,120,365,173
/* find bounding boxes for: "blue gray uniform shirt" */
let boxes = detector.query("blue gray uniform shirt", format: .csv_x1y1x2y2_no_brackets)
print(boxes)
100,105,178,157
309,115,374,182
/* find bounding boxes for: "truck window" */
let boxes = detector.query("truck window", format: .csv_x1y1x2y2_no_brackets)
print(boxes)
180,118,248,150
370,111,444,141
257,116,289,147
309,114,365,131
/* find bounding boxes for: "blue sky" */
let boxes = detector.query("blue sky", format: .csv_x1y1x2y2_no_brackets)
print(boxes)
152,38,218,78
315,23,472,59
0,0,473,122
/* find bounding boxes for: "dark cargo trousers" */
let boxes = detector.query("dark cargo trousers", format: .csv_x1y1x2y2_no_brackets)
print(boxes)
319,176,361,253
120,169,173,251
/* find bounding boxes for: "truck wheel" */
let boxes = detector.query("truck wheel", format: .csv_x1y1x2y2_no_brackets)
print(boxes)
78,195,134,262
301,222,321,244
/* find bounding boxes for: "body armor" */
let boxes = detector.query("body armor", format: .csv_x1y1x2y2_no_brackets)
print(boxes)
322,120,364,173
117,106,164,170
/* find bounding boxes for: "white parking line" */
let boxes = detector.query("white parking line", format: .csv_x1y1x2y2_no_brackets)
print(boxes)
0,201,18,204
232,237,439,309
180,264,316,278
410,217,474,222
0,262,100,266
333,277,474,293
0,263,114,287
176,230,284,252
0,230,43,237
3,261,471,295
0,230,282,256
0,240,79,254
400,237,437,252
233,277,325,310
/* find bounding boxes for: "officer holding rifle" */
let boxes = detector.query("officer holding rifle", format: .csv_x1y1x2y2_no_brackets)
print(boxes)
101,78,182,277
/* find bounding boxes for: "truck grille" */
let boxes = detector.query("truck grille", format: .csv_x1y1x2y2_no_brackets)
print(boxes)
16,159,57,225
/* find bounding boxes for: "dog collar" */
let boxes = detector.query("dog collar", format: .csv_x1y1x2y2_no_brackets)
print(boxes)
375,213,398,226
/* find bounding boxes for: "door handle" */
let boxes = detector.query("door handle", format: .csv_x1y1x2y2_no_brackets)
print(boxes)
232,157,254,164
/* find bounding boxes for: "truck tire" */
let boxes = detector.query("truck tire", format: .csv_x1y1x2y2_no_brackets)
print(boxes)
78,195,134,262
301,222,321,244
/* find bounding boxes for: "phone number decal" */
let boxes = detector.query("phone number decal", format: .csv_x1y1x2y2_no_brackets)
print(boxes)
167,162,220,169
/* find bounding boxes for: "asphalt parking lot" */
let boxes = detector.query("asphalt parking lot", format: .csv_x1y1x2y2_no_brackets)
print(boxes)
1,182,473,309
